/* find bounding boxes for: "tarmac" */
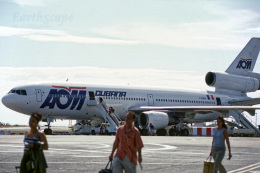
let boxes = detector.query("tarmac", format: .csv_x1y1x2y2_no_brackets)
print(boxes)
0,135,260,173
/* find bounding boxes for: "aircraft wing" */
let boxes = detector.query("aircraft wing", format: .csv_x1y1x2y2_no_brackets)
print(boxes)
228,98,260,106
129,106,260,115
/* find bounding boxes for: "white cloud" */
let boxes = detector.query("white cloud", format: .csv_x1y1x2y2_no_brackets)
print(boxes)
0,26,140,45
235,27,260,34
92,8,260,50
0,26,64,36
92,21,247,50
0,66,207,90
1,5,259,49
11,0,45,6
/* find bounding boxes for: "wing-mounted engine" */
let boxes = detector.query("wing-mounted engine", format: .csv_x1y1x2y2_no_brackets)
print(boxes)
205,72,260,92
139,111,169,129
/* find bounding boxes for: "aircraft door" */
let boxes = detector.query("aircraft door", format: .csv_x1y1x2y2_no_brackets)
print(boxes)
147,94,154,106
88,91,95,100
87,91,97,106
216,97,221,105
35,89,42,102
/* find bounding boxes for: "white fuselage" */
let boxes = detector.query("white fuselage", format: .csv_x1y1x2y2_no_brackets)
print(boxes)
2,82,235,125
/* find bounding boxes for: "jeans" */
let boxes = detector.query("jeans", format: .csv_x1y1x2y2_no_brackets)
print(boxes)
112,156,136,173
212,147,226,173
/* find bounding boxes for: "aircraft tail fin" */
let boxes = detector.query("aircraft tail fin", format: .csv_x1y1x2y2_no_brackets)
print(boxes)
225,37,260,75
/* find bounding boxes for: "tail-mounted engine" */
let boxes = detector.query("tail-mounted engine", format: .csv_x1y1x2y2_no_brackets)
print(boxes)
139,111,169,129
205,72,260,92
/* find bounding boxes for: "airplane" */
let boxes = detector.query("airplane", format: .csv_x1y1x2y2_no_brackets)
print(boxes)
2,37,260,136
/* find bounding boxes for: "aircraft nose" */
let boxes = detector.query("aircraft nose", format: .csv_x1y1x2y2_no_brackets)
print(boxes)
1,95,13,108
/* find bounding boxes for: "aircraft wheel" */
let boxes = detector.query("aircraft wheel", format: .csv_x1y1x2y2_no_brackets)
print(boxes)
156,129,161,136
157,129,167,136
181,129,189,136
140,129,148,136
169,128,176,136
105,130,109,135
161,129,167,136
91,130,96,135
44,128,52,135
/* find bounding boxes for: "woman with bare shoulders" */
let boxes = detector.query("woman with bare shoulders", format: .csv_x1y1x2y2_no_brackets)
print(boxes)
20,112,48,173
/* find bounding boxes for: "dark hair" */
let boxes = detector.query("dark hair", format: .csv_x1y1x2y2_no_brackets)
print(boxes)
217,116,227,129
31,112,42,122
127,111,136,119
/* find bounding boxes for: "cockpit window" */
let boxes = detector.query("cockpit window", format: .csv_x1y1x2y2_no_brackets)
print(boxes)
8,90,16,94
21,90,27,95
8,89,27,95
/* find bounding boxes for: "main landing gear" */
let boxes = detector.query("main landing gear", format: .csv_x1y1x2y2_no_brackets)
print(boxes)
156,129,167,136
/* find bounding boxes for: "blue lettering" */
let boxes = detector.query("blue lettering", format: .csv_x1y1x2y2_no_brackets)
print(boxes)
70,90,86,110
105,91,111,96
40,89,57,109
96,90,103,96
236,60,252,69
55,90,73,109
40,89,86,110
95,90,127,97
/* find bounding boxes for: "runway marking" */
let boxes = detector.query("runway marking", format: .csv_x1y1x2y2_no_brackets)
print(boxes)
48,148,111,153
228,162,260,173
0,151,23,153
0,144,23,148
0,161,175,165
144,143,177,151
71,155,107,158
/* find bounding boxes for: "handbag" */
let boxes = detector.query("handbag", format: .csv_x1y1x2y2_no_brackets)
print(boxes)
26,160,34,171
203,156,214,173
99,160,112,173
25,150,35,172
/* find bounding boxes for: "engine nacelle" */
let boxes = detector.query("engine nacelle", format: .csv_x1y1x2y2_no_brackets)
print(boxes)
205,72,260,92
139,111,169,129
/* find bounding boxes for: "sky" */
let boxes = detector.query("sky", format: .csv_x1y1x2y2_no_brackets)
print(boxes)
0,0,260,126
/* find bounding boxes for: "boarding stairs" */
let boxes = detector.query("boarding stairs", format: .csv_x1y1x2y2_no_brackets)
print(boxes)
229,110,260,136
96,98,122,129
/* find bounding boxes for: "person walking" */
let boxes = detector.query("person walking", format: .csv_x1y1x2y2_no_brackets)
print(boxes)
149,123,154,136
210,116,232,173
20,112,48,173
109,111,144,173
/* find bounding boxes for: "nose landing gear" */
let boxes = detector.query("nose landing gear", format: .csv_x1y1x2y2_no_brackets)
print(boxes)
43,118,53,135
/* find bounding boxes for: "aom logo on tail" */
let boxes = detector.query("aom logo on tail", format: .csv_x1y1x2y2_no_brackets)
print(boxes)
40,86,86,110
236,58,252,69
